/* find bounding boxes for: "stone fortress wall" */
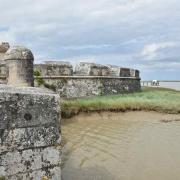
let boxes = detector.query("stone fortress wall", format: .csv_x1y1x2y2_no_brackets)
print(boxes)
0,43,141,98
34,62,141,98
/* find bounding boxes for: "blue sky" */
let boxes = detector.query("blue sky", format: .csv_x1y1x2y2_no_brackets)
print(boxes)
0,0,179,80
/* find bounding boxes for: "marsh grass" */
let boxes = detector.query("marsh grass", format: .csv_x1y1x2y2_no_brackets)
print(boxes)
61,87,180,118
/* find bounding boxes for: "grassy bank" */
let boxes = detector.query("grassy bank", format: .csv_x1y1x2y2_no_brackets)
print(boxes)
61,87,180,118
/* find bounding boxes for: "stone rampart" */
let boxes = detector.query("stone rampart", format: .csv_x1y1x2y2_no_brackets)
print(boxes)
0,51,141,98
0,61,141,98
33,62,141,98
0,85,61,179
34,76,140,98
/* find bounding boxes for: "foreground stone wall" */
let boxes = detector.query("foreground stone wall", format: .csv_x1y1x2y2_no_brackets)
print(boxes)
0,85,61,179
35,76,141,98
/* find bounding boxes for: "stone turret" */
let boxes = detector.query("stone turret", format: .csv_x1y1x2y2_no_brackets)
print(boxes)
75,62,110,76
4,46,34,87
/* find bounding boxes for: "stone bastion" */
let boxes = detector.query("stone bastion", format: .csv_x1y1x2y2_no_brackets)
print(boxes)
34,62,141,98
0,42,141,99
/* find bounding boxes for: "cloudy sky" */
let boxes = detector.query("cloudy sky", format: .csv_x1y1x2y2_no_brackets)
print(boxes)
0,0,179,80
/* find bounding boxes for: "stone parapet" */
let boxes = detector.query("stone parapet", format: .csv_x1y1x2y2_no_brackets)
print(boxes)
107,65,139,78
74,62,110,76
34,61,73,76
0,85,61,180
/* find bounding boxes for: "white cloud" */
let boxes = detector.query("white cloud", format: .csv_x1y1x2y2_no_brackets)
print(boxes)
141,42,177,60
0,0,180,79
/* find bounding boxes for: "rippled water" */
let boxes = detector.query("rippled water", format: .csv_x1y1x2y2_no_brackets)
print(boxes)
62,112,180,180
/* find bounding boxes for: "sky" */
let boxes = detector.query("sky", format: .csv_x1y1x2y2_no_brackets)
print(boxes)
0,0,179,80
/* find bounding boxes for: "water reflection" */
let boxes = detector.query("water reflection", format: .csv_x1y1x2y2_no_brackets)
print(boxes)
62,111,180,180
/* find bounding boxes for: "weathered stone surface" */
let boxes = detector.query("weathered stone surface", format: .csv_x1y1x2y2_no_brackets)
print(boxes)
45,61,72,66
75,62,110,76
4,46,34,61
119,68,131,77
0,85,60,130
0,62,7,76
130,69,139,78
0,85,61,179
4,46,34,87
7,166,61,180
40,76,141,98
34,61,73,76
0,61,7,84
0,42,10,62
0,146,61,176
107,65,140,78
0,42,10,53
107,65,121,77
0,126,60,152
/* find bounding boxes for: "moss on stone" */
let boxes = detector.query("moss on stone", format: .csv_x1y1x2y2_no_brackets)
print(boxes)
0,177,6,180
34,70,56,91
44,83,56,92
41,176,49,180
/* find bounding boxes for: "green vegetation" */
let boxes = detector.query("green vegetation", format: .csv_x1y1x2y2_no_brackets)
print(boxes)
34,70,45,86
0,177,5,180
61,87,180,118
34,70,56,91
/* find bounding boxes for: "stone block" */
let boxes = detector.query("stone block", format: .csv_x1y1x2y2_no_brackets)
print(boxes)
34,61,73,76
107,65,121,76
0,85,60,130
75,62,110,76
0,126,60,152
7,166,61,180
0,146,61,177
119,68,131,77
130,69,139,78
0,85,61,179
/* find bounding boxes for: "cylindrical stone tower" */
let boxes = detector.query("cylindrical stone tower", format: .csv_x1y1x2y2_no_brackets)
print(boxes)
4,46,34,87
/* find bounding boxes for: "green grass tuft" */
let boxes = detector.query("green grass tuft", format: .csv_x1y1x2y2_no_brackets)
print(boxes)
61,87,180,118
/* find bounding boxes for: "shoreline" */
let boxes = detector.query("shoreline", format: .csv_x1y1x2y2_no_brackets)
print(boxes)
61,87,180,119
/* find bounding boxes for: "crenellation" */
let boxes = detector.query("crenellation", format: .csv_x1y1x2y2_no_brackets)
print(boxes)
119,67,131,77
74,62,110,76
130,69,140,78
34,61,73,76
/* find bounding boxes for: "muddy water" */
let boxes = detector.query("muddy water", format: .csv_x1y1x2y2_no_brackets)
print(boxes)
61,112,180,180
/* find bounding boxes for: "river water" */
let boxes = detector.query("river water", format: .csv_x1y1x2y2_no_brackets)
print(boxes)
159,82,180,91
62,112,180,180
